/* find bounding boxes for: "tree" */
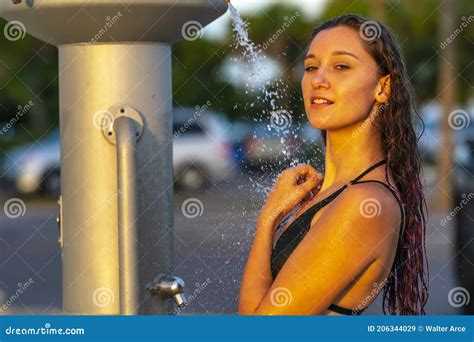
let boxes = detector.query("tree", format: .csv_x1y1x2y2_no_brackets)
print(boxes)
434,0,457,210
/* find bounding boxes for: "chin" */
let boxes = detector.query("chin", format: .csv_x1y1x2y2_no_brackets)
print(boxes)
306,114,332,130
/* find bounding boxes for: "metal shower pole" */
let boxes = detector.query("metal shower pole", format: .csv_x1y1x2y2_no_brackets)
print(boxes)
0,0,227,315
59,43,174,314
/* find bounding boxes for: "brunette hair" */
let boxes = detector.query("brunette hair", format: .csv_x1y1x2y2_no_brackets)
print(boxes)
310,14,429,315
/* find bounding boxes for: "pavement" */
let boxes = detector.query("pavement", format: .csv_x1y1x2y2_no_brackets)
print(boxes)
0,165,471,315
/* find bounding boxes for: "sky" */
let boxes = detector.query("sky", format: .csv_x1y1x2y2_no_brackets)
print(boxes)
203,0,325,40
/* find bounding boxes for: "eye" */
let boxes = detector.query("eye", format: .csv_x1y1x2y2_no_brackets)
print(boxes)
335,64,350,70
304,66,318,72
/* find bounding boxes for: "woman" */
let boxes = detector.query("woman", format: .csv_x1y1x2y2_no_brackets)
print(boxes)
238,14,429,315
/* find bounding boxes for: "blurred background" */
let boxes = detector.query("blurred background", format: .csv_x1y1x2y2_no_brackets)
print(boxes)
0,0,473,315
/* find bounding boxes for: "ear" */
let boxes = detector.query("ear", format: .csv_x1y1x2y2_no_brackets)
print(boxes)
374,74,391,104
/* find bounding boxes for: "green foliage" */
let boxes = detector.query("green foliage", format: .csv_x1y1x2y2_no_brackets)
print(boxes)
0,0,472,148
0,18,59,144
319,0,473,103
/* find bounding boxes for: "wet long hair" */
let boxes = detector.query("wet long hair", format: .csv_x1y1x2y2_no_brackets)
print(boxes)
310,14,429,315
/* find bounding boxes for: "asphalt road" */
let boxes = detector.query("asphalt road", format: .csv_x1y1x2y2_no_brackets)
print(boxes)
0,169,469,315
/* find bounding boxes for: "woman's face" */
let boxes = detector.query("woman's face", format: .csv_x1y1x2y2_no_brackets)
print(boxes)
302,26,386,131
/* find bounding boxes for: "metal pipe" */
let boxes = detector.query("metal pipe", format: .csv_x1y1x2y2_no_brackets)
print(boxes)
0,0,228,316
114,116,139,315
59,44,173,315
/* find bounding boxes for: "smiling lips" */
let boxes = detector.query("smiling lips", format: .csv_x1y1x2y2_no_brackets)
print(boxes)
310,96,334,109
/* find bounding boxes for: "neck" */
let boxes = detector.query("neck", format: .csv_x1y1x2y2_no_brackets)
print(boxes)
318,124,386,193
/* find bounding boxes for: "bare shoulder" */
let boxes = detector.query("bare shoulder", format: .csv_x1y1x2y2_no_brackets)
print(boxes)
335,181,401,233
249,181,402,314
312,181,402,244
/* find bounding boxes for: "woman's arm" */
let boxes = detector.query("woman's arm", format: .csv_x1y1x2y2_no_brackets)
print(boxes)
238,165,323,315
241,183,401,315
238,203,282,315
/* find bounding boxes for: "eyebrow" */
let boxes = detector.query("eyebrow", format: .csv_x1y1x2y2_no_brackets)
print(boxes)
304,50,360,61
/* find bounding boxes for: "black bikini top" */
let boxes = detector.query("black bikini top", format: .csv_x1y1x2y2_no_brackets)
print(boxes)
270,159,405,315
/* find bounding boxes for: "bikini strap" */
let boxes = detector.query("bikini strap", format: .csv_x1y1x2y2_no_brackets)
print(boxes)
328,303,365,315
349,159,387,184
277,159,389,236
295,159,388,217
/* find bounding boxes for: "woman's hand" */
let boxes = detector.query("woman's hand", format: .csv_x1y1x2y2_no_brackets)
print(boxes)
262,164,324,224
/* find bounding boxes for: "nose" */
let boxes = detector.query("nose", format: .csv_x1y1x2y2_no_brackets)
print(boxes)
311,70,329,89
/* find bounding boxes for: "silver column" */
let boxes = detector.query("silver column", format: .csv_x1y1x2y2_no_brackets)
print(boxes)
59,43,173,314
114,115,140,315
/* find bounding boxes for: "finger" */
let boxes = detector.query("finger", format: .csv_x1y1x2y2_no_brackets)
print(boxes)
301,174,324,192
300,190,315,203
286,168,310,185
292,164,321,179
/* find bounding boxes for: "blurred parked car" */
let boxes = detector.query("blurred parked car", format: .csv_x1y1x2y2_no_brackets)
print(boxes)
418,100,474,163
0,109,234,195
173,107,233,191
240,123,301,170
0,130,60,196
